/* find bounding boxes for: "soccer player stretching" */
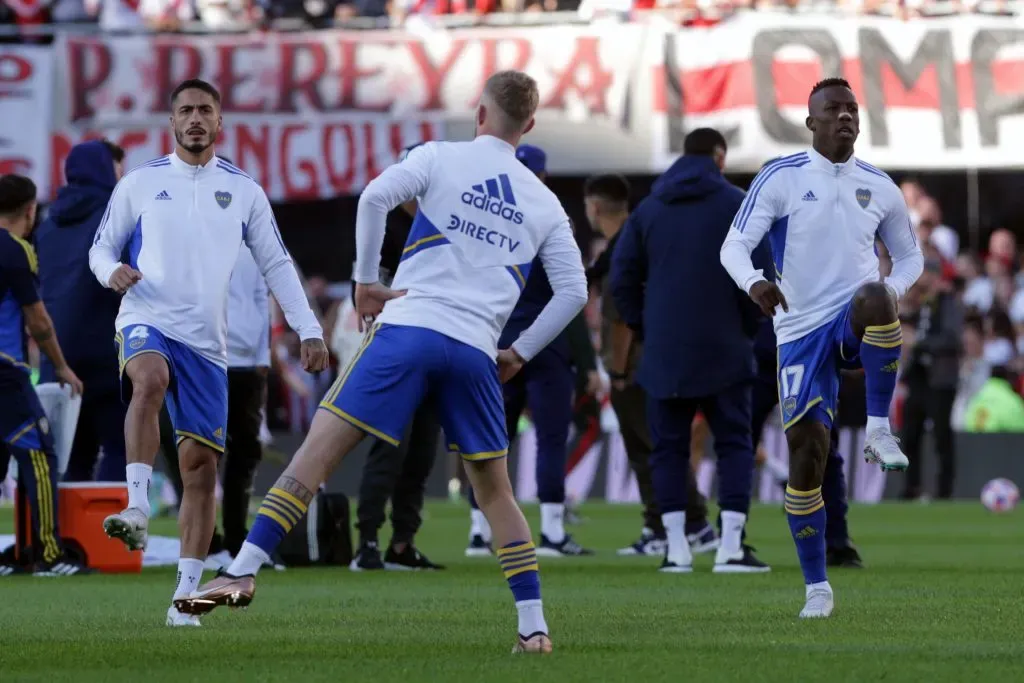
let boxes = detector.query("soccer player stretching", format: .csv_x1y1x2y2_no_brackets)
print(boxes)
89,79,327,625
720,78,923,618
176,70,588,654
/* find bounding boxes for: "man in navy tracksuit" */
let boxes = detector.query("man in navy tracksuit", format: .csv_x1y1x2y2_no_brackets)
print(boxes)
35,140,127,482
611,128,769,573
465,144,594,558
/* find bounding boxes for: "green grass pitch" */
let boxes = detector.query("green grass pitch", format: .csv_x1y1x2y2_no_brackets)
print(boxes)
1,501,1022,682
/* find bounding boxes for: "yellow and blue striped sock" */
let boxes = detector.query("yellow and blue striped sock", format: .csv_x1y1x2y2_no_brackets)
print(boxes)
247,487,309,558
861,321,902,420
785,486,828,585
498,541,541,602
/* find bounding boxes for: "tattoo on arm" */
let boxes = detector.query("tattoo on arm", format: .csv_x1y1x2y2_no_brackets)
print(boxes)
276,476,315,505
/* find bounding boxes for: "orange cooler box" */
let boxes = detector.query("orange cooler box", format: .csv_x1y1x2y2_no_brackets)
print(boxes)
15,482,143,573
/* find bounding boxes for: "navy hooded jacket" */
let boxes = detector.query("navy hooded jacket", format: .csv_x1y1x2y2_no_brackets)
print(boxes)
610,154,770,400
35,140,122,391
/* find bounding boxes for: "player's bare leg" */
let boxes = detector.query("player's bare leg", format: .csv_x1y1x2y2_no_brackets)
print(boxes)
850,282,908,471
103,353,168,552
166,439,219,626
175,409,365,614
785,421,834,618
464,457,552,654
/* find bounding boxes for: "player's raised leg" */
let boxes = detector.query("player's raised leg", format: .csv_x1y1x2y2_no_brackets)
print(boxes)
103,330,171,553
176,323,424,615
851,282,908,471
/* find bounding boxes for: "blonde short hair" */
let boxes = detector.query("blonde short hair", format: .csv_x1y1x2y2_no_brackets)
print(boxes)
483,70,540,133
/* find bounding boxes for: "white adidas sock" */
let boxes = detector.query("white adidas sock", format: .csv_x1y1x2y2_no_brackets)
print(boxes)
126,463,153,516
228,541,269,577
470,509,492,542
807,580,833,597
719,510,746,556
516,599,548,636
540,503,565,544
866,416,890,434
173,558,203,601
662,511,691,565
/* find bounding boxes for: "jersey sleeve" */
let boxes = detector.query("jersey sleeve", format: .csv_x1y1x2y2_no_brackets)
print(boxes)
354,143,437,284
877,189,924,298
509,217,588,362
720,168,785,293
0,240,40,307
89,179,135,288
245,186,323,342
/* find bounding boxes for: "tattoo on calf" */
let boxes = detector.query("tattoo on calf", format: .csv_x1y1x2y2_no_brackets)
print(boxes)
277,476,315,505
31,328,53,342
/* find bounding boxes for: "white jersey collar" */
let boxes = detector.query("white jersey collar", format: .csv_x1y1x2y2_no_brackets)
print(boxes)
808,146,857,176
169,150,219,174
473,135,515,154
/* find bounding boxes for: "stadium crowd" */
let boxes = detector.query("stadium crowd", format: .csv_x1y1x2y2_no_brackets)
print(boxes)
0,0,1020,34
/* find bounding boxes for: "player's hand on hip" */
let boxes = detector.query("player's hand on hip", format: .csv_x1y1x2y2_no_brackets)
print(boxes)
497,348,526,383
354,282,407,332
108,265,143,293
55,364,84,397
300,338,330,373
749,281,789,317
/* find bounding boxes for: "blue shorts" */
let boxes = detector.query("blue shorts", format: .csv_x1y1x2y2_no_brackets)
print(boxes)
0,368,55,453
116,324,228,453
320,324,507,461
776,301,861,431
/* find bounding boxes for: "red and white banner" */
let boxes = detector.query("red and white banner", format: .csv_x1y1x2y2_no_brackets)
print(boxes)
51,24,642,199
648,14,1024,172
32,15,1024,200
0,46,52,194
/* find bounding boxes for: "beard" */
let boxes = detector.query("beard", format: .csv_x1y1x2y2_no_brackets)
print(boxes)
175,127,218,155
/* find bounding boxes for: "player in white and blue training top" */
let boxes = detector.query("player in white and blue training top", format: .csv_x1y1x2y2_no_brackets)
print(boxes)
177,70,588,654
720,78,923,619
88,79,328,627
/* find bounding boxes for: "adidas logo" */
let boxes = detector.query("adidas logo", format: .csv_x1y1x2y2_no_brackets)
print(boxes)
802,191,817,202
461,174,524,224
795,526,817,539
214,427,224,439
882,360,900,373
155,190,172,200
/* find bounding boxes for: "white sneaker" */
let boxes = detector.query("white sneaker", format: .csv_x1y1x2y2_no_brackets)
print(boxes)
799,588,834,618
863,429,909,472
166,606,201,627
103,507,149,551
204,550,234,571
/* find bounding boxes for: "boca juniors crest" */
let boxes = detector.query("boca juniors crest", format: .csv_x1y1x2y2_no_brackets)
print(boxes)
855,188,871,209
215,191,232,209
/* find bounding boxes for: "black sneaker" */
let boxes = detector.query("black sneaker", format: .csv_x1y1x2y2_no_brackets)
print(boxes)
617,529,667,556
384,545,445,571
33,560,95,576
465,534,493,557
713,544,771,573
657,556,693,573
537,534,594,557
349,541,385,572
827,544,865,569
0,562,27,576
